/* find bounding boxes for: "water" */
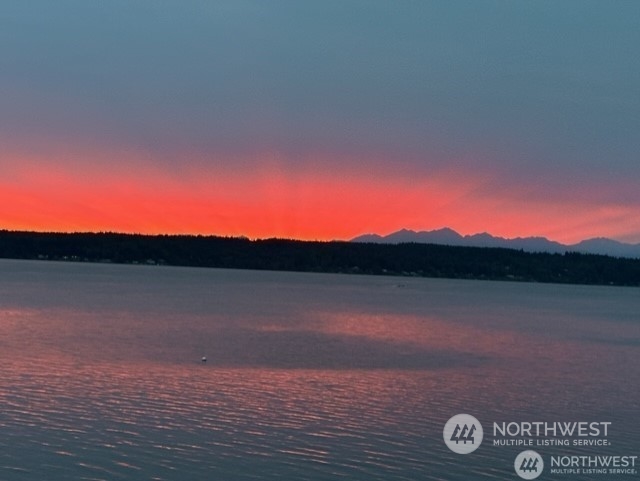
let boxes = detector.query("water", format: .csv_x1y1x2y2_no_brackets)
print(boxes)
0,259,638,480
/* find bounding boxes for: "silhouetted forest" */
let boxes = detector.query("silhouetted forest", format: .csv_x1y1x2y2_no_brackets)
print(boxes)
1,230,639,287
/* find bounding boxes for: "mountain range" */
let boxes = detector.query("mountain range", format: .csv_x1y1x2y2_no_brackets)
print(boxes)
352,228,640,259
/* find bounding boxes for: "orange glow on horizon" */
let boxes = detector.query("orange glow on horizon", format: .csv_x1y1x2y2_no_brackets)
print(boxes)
2,149,640,244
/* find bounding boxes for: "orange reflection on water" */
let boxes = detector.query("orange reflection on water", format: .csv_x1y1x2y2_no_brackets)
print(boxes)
311,310,527,357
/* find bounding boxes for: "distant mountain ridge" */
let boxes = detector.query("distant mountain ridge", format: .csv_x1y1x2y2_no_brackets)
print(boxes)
352,228,640,259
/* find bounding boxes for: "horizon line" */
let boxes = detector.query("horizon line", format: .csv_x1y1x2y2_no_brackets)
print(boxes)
2,226,638,247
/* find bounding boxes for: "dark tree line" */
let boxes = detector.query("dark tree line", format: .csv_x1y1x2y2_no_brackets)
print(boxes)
1,230,639,286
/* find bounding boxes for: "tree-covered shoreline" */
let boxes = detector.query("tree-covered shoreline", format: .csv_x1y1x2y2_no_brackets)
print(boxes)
1,230,639,287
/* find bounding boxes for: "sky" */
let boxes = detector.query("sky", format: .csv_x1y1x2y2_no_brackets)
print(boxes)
1,0,639,243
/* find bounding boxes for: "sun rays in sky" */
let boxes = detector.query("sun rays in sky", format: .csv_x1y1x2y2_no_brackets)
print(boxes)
2,1,640,243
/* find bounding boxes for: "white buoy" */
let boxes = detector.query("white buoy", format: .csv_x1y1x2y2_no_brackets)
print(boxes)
201,356,207,363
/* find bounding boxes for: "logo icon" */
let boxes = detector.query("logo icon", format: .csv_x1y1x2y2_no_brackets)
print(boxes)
514,450,544,480
443,414,483,454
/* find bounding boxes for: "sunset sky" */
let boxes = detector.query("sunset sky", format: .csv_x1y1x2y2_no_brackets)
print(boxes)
2,1,639,243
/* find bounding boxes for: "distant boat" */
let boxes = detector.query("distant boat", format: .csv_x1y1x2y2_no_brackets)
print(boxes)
201,356,207,363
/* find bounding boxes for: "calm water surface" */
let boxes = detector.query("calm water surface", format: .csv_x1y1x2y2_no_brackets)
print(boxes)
0,259,638,480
